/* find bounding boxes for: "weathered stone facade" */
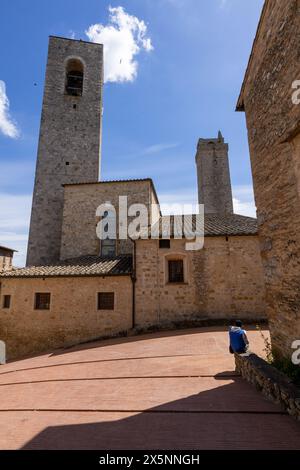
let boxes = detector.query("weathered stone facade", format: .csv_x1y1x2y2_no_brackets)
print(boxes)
135,236,266,329
196,132,234,215
0,247,15,273
0,275,132,360
237,0,300,359
60,179,160,260
27,37,103,267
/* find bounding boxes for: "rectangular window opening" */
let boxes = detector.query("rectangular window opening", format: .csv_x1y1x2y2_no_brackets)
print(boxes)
159,239,171,249
101,239,117,257
3,295,11,309
98,292,115,311
35,293,51,310
168,260,184,284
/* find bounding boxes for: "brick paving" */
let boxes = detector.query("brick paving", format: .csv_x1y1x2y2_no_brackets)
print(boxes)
0,327,299,450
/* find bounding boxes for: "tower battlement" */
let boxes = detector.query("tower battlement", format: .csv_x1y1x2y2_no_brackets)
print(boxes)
197,130,225,147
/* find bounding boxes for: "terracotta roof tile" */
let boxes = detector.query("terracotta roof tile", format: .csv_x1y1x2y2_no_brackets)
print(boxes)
148,214,258,238
63,178,154,187
1,255,132,279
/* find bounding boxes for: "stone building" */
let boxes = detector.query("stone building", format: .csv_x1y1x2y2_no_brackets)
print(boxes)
0,246,16,273
26,37,103,267
135,218,265,329
0,36,266,360
236,0,300,359
60,178,160,260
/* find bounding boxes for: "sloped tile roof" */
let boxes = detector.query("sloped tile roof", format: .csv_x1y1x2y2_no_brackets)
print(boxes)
1,255,133,279
204,214,258,236
0,245,17,253
148,214,258,238
63,178,154,187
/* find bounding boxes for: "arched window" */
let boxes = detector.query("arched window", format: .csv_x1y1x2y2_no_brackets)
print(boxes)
65,59,84,96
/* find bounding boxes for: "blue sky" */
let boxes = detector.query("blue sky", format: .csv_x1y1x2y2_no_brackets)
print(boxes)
0,0,264,266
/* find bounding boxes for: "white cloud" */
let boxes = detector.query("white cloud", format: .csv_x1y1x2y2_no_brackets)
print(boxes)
232,185,257,218
118,142,180,160
158,185,257,218
158,190,198,215
0,80,19,139
142,142,179,156
86,6,153,83
0,193,32,267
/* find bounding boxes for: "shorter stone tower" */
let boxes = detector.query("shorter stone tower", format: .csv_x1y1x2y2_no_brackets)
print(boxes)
196,131,234,215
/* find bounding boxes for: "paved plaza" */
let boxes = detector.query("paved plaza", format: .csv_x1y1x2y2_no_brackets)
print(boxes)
0,327,299,449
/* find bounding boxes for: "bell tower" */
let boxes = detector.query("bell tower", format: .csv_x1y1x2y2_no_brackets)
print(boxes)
196,131,234,215
27,36,103,266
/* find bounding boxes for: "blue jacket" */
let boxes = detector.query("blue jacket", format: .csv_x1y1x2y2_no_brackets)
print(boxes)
229,327,247,353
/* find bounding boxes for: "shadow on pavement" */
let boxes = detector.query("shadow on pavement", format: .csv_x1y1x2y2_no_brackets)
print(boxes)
21,376,300,450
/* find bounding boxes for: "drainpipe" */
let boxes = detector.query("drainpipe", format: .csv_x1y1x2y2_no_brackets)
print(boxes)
129,237,137,330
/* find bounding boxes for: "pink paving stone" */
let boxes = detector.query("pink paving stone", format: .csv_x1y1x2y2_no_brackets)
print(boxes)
0,327,299,450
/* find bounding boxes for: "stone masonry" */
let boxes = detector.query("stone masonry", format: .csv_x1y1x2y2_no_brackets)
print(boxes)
235,353,300,421
196,131,234,215
0,246,15,273
237,0,300,359
135,236,266,329
60,179,160,260
0,275,132,360
27,37,103,267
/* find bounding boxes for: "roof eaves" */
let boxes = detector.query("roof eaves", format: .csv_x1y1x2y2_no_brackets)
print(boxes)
0,246,18,253
236,0,269,112
62,178,155,187
0,272,132,280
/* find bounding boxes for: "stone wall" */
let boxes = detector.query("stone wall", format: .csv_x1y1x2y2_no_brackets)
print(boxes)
27,37,103,267
61,180,160,260
0,233,265,360
0,254,13,273
237,0,300,359
0,275,132,360
135,235,266,328
235,352,300,421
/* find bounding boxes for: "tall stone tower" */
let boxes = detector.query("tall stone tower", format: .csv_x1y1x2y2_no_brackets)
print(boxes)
27,36,103,266
196,131,234,215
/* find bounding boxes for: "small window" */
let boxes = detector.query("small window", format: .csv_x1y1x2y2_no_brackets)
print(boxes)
3,295,11,309
101,239,117,257
159,240,171,249
100,210,117,257
35,293,51,310
98,293,115,311
168,260,184,284
65,59,84,97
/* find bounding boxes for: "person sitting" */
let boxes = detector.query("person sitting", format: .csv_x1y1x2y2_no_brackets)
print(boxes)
229,320,249,354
